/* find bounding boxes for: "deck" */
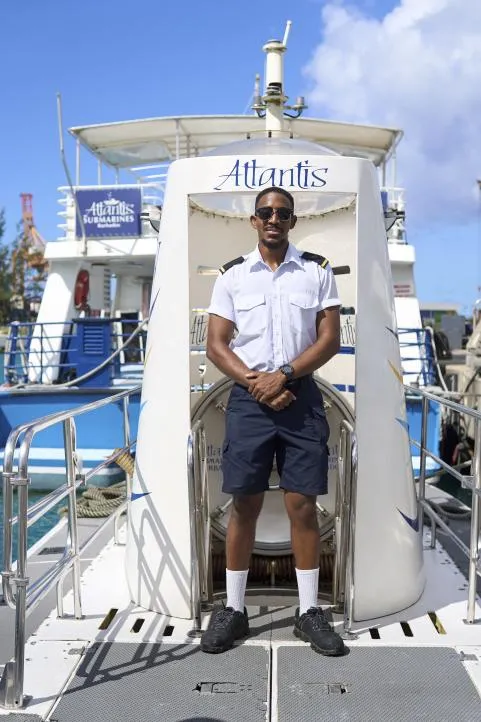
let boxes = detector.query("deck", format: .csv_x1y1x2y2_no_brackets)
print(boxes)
1,522,481,721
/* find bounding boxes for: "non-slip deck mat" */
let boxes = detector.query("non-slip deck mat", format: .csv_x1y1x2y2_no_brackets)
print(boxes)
276,646,481,721
52,642,269,722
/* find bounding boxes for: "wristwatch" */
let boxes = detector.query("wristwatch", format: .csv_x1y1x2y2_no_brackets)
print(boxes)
279,364,295,384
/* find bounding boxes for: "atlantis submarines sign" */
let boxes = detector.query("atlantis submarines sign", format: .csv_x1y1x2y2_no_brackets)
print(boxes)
75,188,141,238
214,159,328,191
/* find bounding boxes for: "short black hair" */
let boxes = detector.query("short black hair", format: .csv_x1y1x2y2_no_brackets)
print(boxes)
255,186,295,211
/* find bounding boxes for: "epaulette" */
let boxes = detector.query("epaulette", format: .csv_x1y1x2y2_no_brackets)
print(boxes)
300,251,330,269
219,256,246,274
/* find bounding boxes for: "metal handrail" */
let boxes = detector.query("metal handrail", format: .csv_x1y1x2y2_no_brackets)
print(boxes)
407,384,481,420
332,419,358,639
407,384,481,624
332,425,348,608
187,420,211,636
0,385,140,709
336,386,480,634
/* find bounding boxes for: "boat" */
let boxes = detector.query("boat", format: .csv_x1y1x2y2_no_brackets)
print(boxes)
0,25,439,492
3,24,481,719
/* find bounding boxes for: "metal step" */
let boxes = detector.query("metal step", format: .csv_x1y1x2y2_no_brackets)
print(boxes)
51,642,269,721
45,642,481,722
275,646,481,721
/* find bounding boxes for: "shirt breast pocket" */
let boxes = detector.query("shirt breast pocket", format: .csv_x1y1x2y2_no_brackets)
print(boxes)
234,293,267,337
289,292,318,331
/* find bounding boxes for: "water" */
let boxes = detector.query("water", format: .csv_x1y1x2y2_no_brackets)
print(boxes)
0,492,64,564
0,351,63,564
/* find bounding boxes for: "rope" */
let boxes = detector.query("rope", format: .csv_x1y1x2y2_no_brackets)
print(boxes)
77,483,126,518
59,481,126,518
59,448,135,518
112,448,136,476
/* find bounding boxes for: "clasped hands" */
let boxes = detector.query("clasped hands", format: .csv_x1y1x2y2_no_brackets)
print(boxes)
245,370,295,411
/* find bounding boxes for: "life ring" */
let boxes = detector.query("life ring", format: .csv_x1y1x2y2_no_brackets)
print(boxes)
74,269,90,310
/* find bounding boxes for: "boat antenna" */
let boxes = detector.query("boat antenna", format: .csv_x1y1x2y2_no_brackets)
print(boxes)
250,74,263,115
244,73,262,115
56,93,87,256
252,21,307,130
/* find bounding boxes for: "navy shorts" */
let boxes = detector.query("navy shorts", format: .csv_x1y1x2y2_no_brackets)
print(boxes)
221,376,330,497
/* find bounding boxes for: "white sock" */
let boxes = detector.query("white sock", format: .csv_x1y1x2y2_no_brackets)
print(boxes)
226,569,249,612
296,568,319,615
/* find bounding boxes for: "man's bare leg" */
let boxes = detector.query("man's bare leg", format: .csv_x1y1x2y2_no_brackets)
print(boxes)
284,491,320,569
200,493,263,653
226,492,264,569
225,493,264,611
284,490,345,656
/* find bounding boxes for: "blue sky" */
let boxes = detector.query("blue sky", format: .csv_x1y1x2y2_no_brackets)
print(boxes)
1,0,479,314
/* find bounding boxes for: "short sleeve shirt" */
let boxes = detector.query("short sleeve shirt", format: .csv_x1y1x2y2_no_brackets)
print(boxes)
207,243,340,371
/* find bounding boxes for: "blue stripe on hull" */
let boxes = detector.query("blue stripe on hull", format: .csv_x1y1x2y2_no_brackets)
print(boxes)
0,388,141,449
333,384,356,393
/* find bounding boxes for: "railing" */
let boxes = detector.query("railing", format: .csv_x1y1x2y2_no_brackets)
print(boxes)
5,321,76,385
398,327,437,387
333,420,358,639
0,385,139,709
5,318,146,385
381,186,406,243
382,186,405,211
57,182,164,241
409,384,481,624
4,381,478,706
113,319,147,370
187,420,212,635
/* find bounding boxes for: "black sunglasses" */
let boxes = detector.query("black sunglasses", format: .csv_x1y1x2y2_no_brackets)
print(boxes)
254,206,293,222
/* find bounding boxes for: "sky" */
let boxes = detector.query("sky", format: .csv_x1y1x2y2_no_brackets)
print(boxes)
0,0,480,314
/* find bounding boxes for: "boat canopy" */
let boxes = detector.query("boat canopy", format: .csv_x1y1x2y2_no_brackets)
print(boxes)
69,115,402,169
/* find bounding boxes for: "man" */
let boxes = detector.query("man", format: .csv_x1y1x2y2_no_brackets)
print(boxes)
200,186,345,657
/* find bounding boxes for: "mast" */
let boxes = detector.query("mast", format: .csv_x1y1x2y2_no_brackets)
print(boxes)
252,21,307,136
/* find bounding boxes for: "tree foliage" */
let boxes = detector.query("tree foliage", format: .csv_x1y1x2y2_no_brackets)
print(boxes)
0,209,14,324
0,208,46,324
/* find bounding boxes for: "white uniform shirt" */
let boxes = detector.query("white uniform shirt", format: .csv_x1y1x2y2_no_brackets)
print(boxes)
208,243,340,371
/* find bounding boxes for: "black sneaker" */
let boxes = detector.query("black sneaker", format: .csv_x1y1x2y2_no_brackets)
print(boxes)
200,606,249,653
294,607,345,656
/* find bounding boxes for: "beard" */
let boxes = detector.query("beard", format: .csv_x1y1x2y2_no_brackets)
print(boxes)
260,235,287,249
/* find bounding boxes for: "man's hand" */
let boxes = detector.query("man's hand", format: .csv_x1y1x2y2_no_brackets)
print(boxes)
265,389,296,411
245,371,286,403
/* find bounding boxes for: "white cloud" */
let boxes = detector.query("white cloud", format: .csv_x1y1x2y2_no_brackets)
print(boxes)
303,0,481,225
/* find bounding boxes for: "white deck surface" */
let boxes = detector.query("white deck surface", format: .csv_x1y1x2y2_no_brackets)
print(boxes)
1,528,481,719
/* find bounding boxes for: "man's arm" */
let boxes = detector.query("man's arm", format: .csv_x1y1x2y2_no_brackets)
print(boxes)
206,314,252,386
290,306,341,378
206,270,296,408
247,306,340,402
206,271,253,386
207,315,296,409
